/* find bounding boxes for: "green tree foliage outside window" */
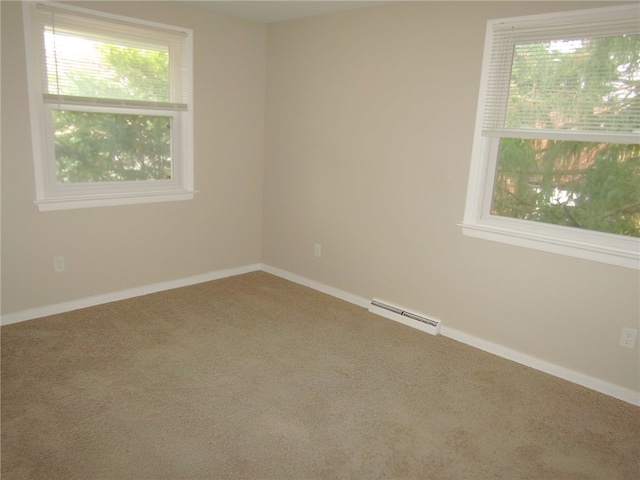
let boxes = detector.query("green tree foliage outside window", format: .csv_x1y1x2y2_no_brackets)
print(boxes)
54,111,171,183
491,35,640,238
49,36,172,183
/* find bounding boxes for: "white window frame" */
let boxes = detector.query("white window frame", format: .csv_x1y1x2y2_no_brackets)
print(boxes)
22,2,195,211
461,4,640,270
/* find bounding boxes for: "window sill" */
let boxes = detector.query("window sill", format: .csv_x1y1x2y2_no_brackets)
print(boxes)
35,189,198,211
459,221,639,270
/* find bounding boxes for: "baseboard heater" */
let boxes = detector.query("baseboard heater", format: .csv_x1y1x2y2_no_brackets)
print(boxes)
369,299,441,336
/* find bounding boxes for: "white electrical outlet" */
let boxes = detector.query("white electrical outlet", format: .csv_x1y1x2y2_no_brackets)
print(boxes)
314,243,322,258
619,327,638,349
53,256,65,273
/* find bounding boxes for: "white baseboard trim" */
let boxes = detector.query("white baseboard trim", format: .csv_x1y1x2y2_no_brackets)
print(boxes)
3,262,638,406
262,265,640,407
260,264,370,308
440,326,640,407
1,263,262,326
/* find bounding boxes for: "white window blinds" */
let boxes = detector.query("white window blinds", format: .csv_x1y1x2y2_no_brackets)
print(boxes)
34,2,190,111
482,4,640,143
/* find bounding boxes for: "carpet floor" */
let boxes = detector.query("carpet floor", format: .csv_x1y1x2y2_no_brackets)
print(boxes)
1,271,639,479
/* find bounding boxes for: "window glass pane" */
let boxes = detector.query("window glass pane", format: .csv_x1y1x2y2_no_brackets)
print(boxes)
492,138,640,237
53,110,172,183
506,35,640,133
44,28,170,102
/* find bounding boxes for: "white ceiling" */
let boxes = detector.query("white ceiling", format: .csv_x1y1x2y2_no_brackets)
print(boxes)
182,1,392,23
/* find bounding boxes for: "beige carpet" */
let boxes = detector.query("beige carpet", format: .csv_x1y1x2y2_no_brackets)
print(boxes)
1,271,638,479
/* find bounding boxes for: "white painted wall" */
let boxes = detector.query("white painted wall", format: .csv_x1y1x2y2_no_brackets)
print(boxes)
2,1,638,401
1,1,267,313
263,1,640,395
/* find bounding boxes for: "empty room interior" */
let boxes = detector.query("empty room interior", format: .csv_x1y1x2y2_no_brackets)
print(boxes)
1,0,639,478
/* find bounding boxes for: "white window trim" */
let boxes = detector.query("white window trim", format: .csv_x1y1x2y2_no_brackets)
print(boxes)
22,2,196,211
461,4,640,270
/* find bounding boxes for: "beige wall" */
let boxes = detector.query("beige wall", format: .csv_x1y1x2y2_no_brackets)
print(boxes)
1,2,266,312
263,1,640,392
2,1,638,395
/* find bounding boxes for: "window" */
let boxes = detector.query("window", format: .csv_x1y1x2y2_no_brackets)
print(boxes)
22,2,194,211
462,4,640,269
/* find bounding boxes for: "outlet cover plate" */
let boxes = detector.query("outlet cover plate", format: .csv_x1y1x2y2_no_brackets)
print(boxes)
619,327,638,349
53,256,65,273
